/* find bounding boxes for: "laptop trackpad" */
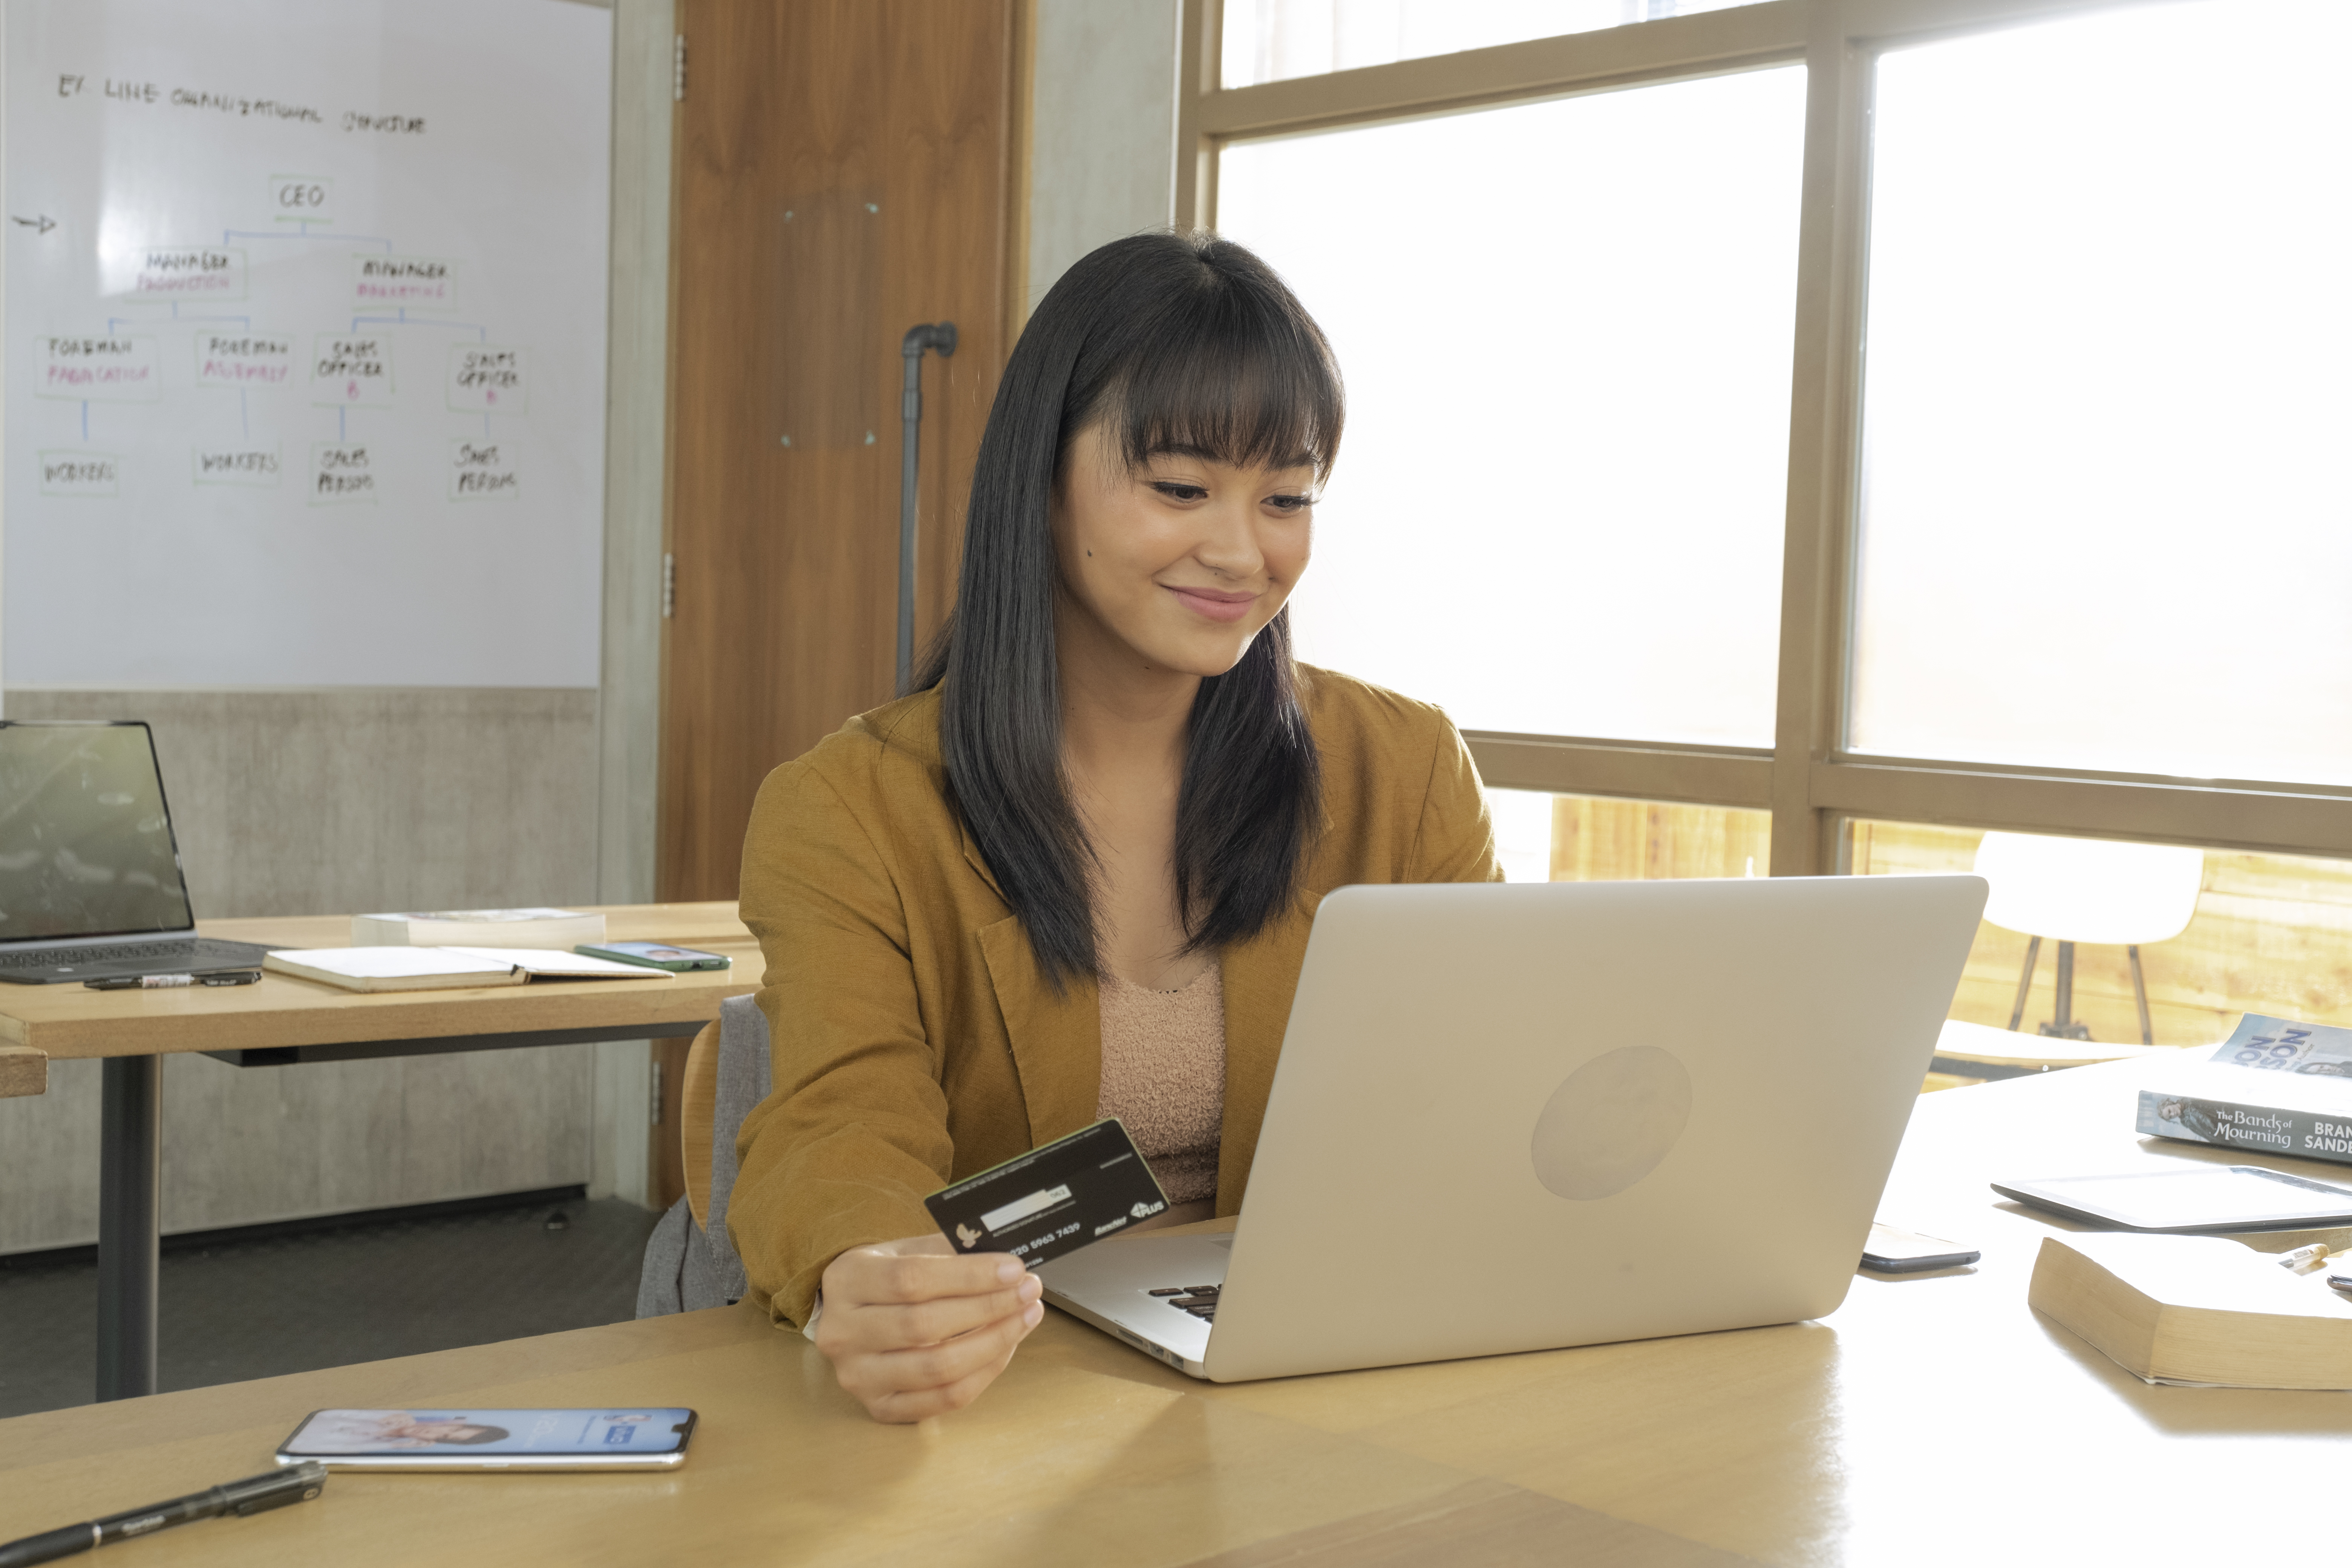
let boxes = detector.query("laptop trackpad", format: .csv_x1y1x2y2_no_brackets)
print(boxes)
1037,1231,1231,1355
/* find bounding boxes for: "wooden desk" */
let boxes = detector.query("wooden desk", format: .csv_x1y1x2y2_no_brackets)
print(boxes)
0,903,758,1404
5,1056,2348,1565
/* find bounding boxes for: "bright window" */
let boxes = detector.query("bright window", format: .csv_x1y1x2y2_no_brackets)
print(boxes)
1195,0,2352,996
1220,0,1771,89
1847,0,2352,784
1491,789,1770,884
1218,65,1805,746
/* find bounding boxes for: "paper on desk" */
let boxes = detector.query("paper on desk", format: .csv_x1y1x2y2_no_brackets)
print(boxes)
268,946,516,980
262,946,668,990
440,946,671,980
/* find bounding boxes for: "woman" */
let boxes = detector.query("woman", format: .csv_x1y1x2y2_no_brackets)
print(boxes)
731,231,1498,1423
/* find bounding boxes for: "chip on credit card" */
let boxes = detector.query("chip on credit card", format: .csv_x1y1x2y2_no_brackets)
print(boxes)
924,1118,1170,1268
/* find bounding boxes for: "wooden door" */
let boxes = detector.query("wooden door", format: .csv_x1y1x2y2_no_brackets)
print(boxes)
661,0,1019,901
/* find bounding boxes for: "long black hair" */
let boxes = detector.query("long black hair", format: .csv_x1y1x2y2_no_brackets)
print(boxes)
915,231,1342,987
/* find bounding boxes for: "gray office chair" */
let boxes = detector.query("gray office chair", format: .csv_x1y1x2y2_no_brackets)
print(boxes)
635,994,770,1316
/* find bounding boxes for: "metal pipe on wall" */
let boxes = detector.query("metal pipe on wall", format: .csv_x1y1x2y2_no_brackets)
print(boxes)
898,323,958,694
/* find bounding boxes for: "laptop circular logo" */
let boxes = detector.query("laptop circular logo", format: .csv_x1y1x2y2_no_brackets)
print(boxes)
1529,1045,1693,1200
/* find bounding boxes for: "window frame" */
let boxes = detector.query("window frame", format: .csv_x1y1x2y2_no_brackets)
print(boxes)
1179,0,2352,869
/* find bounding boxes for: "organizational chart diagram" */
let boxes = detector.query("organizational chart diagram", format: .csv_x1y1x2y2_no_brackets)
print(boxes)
34,178,528,507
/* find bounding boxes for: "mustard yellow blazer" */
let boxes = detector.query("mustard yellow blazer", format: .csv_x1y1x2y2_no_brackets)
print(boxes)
730,666,1501,1326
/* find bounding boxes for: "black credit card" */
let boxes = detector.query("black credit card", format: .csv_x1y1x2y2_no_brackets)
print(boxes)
924,1118,1171,1268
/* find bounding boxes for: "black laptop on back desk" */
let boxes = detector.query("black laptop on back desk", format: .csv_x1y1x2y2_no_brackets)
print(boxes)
0,721,270,984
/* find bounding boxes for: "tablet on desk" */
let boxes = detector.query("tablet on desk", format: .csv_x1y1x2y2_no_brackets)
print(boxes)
1994,1165,2352,1232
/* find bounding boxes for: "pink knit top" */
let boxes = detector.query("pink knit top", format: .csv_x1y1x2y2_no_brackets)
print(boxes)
1095,963,1226,1207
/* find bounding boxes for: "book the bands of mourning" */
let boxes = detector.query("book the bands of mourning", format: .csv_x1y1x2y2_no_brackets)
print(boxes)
2137,1013,2352,1167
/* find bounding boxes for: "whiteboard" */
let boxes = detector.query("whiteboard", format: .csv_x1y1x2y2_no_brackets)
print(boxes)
3,0,612,686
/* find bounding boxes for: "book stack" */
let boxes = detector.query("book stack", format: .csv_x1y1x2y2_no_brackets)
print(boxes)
351,907,607,949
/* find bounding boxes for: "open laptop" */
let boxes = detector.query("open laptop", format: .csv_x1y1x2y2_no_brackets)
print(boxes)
1039,872,1987,1382
0,720,270,983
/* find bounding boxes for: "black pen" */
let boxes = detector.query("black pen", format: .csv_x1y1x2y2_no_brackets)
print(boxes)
0,1463,326,1567
83,971,262,991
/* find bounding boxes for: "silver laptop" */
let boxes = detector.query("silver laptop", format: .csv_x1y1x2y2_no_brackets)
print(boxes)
1040,873,1987,1381
0,720,269,983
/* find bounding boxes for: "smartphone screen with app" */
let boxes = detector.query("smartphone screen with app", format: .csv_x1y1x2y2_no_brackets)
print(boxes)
275,1408,697,1471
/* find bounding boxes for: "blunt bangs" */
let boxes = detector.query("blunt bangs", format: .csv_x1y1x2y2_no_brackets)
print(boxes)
1088,269,1343,482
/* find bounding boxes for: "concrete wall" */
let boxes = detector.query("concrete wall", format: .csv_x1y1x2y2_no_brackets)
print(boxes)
5,689,602,919
0,687,604,1252
587,0,676,1214
1026,0,1182,312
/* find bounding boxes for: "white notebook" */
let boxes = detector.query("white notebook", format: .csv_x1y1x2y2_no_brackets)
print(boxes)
440,946,669,980
265,946,671,994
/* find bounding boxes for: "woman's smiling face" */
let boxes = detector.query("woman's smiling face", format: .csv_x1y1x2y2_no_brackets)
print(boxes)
1049,421,1318,680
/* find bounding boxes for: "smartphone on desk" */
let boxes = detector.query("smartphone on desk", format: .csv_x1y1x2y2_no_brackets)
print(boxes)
575,940,731,972
275,1408,697,1471
1861,1223,1980,1274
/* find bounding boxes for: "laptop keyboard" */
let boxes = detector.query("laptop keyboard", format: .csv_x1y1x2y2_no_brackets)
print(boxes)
0,940,204,968
1148,1285,1222,1322
0,937,268,977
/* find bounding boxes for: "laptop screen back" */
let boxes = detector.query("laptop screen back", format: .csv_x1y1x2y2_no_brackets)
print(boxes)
0,723,194,942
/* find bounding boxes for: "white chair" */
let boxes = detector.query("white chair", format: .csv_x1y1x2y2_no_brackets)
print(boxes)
1971,831,2203,1044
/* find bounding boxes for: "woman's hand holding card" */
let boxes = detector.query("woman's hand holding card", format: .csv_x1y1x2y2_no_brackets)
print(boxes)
812,1233,1045,1423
